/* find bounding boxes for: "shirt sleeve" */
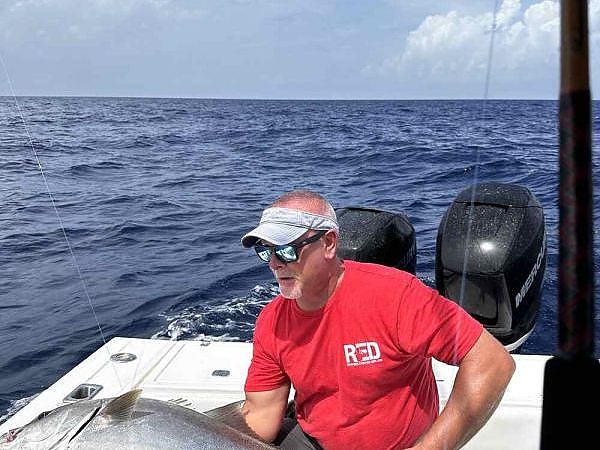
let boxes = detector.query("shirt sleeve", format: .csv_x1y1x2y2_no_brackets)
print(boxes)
396,276,483,365
244,308,290,392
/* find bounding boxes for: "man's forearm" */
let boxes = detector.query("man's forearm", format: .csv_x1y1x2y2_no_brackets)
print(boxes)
408,331,515,450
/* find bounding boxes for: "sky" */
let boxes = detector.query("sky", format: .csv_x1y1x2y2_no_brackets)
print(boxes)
0,0,599,100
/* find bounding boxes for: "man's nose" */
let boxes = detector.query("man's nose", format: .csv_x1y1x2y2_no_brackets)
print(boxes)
268,251,285,269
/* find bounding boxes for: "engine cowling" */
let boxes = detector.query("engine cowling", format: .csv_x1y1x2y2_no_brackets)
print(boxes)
435,182,546,351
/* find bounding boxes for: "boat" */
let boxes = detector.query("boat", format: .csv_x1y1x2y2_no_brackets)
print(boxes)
1,1,598,449
0,192,562,448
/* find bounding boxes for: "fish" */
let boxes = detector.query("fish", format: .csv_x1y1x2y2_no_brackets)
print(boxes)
0,389,275,449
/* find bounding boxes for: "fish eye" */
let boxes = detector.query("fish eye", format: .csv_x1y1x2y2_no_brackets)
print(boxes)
35,411,51,420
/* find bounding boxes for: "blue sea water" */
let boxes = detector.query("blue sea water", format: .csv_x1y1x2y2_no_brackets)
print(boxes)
1,97,599,425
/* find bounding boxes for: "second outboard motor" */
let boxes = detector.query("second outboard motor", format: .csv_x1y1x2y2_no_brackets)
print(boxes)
336,206,416,274
435,182,546,351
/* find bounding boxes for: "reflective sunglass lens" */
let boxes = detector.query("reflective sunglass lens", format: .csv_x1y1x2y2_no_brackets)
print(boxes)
253,229,328,264
255,246,272,262
254,244,298,263
275,246,298,263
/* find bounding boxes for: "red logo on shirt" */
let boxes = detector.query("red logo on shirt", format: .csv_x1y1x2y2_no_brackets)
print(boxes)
343,342,382,366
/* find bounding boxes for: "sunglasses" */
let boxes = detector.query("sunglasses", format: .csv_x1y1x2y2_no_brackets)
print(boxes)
254,230,327,263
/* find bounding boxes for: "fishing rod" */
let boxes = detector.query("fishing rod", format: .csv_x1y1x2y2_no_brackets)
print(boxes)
540,0,600,448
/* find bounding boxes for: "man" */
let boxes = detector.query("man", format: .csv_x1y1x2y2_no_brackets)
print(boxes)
240,189,515,450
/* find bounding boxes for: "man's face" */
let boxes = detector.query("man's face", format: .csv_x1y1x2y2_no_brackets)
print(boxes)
266,230,329,301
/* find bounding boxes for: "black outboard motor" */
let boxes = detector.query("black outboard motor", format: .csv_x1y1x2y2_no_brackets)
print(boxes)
435,182,546,351
336,206,416,275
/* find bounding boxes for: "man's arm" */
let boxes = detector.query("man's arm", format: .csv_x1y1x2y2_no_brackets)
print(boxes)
242,383,291,442
408,329,516,450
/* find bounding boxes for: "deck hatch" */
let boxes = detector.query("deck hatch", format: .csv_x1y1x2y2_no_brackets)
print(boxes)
63,383,103,402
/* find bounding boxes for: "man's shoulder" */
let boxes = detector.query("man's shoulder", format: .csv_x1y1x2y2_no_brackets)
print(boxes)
344,259,414,282
253,294,288,336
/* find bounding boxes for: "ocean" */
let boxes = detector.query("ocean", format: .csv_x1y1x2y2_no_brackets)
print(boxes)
1,97,599,425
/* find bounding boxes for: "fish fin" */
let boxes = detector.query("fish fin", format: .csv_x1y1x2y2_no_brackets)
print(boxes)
203,399,245,422
49,407,101,449
203,400,264,440
99,389,142,422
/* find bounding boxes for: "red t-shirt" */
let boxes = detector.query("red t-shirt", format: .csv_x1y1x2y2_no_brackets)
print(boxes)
245,260,483,450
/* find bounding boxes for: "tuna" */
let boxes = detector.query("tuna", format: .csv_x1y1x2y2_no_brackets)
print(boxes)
0,389,275,449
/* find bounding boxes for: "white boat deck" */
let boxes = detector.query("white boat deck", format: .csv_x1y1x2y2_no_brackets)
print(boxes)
0,337,551,449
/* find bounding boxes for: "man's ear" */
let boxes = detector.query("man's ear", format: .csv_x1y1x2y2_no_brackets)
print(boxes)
323,230,338,259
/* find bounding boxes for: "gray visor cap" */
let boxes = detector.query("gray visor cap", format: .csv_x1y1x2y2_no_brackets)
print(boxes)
241,207,339,247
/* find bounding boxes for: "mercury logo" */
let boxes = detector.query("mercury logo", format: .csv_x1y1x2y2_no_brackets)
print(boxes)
515,231,546,309
344,342,382,366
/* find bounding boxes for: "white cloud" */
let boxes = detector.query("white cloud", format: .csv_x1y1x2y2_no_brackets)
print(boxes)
385,1,560,83
377,0,600,98
0,0,598,98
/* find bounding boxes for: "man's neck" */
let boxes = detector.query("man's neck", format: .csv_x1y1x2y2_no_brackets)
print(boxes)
295,259,345,312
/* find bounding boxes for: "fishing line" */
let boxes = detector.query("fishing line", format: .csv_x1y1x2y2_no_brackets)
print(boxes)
453,0,500,358
0,53,129,390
